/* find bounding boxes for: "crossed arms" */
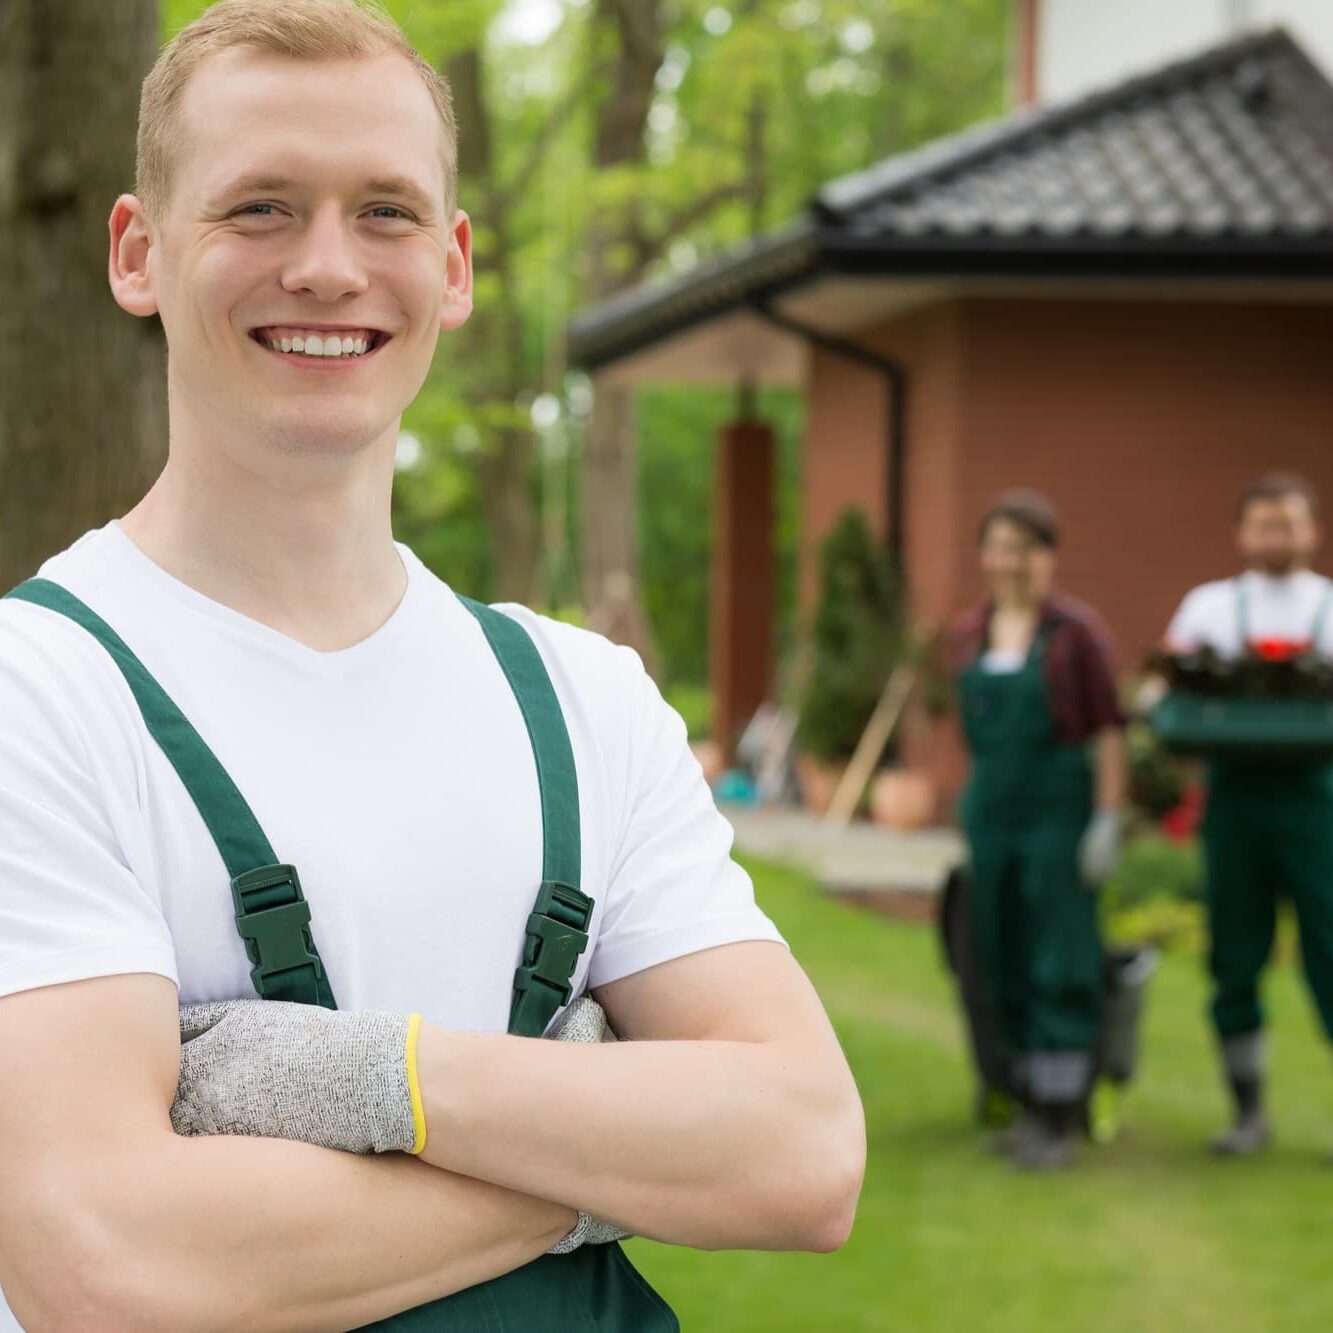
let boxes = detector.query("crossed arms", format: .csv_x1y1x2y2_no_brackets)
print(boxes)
0,939,865,1331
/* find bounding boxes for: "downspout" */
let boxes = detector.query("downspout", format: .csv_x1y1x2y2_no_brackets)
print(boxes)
749,299,909,572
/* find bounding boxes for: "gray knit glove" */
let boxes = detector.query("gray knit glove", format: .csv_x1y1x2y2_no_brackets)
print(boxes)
1078,808,1124,886
172,1001,420,1154
546,998,635,1255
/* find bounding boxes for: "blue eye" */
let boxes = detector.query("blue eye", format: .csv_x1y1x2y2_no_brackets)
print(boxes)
237,203,279,216
368,206,409,220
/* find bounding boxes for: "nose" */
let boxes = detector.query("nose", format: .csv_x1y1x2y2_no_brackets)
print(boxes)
280,203,369,302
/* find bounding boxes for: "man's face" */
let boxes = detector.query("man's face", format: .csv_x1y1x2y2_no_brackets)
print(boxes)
979,517,1055,602
1237,493,1320,576
128,46,470,464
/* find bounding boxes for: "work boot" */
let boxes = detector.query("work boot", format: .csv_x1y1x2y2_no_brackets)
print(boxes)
1010,1104,1077,1172
1211,1031,1270,1157
1210,1107,1271,1157
984,1115,1028,1158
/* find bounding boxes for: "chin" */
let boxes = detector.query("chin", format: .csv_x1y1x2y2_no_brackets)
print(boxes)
258,411,388,459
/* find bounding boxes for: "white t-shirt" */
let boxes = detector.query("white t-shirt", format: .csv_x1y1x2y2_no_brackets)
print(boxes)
1166,569,1333,660
979,648,1026,675
0,522,783,1328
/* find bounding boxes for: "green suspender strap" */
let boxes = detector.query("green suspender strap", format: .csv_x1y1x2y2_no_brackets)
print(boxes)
5,578,336,1009
457,596,593,1038
1235,577,1333,650
4,580,593,1037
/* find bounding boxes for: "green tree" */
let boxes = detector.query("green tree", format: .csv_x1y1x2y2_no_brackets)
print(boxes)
797,508,904,761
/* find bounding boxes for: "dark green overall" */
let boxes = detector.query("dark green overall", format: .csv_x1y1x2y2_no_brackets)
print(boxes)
1204,580,1333,1043
5,578,678,1333
958,627,1102,1074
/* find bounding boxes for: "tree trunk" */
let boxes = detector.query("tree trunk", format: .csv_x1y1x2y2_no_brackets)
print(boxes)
480,424,538,606
445,45,538,605
0,0,166,588
579,0,664,672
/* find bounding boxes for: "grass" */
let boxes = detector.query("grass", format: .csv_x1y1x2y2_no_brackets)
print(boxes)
624,857,1333,1332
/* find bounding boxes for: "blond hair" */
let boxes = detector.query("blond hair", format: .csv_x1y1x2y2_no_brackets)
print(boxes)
136,0,457,222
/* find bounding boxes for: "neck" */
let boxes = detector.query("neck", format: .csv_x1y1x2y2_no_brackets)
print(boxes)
119,409,405,653
1248,563,1307,580
994,589,1043,614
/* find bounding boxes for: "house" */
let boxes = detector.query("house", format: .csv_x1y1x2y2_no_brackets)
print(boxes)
567,24,1333,808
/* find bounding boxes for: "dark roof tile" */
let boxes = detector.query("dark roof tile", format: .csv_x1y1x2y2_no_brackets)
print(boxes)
817,30,1333,243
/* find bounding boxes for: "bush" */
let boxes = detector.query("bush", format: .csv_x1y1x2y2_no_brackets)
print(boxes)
1104,833,1202,910
1102,834,1204,952
1126,719,1188,821
796,509,905,761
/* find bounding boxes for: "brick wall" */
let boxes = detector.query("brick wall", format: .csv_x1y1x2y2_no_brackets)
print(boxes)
801,292,1333,813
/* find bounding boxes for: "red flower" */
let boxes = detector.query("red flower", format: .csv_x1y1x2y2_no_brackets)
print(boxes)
1250,637,1312,662
1161,781,1204,841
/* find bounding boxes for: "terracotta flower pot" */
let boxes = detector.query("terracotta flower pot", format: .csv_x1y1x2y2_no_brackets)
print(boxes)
870,769,937,830
795,753,848,816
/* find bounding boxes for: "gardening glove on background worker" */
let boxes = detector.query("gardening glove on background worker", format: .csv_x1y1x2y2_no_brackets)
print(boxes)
1078,808,1123,886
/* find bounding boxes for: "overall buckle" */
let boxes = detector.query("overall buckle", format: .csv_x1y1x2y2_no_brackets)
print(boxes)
510,881,593,1036
231,863,323,996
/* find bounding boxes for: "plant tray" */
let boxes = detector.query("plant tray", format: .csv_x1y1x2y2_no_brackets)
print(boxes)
1151,692,1333,760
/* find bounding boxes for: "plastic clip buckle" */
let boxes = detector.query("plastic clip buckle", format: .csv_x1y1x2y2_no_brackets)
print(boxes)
510,881,592,1036
230,863,323,995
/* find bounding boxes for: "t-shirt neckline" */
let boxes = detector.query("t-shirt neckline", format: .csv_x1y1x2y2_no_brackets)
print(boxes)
103,519,426,674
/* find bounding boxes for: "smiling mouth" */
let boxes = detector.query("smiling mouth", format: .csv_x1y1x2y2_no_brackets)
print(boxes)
248,326,392,361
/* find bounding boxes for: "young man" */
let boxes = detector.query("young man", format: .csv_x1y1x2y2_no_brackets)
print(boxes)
0,3,864,1328
1165,473,1333,1156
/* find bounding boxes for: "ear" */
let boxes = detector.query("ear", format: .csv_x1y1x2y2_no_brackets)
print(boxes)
439,209,474,334
108,194,160,318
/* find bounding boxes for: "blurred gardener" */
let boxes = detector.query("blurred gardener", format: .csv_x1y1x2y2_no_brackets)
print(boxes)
1165,473,1333,1156
948,490,1127,1170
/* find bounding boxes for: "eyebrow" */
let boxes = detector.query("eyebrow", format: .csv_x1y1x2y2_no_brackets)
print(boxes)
207,173,438,212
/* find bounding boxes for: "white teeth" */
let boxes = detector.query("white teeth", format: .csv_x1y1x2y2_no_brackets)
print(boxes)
258,329,377,357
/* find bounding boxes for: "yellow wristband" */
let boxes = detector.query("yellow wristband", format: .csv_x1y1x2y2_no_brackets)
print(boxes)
405,1012,428,1155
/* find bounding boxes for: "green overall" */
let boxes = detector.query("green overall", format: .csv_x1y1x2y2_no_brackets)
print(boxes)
5,578,678,1333
1203,579,1333,1043
958,626,1102,1076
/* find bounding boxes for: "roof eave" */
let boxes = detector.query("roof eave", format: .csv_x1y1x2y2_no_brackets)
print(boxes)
568,229,1333,372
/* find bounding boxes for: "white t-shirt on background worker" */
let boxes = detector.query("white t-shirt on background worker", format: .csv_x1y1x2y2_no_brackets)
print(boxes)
0,519,783,1026
1166,569,1333,660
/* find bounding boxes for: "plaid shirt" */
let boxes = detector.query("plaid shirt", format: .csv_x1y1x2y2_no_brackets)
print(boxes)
947,591,1126,744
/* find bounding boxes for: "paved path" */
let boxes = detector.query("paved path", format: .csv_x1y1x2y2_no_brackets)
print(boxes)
721,807,963,912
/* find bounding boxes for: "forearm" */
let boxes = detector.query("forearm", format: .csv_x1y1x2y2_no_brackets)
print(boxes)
414,1028,862,1252
1094,727,1127,810
14,1130,573,1331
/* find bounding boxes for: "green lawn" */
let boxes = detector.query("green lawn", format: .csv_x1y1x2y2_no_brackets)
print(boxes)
626,858,1333,1332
